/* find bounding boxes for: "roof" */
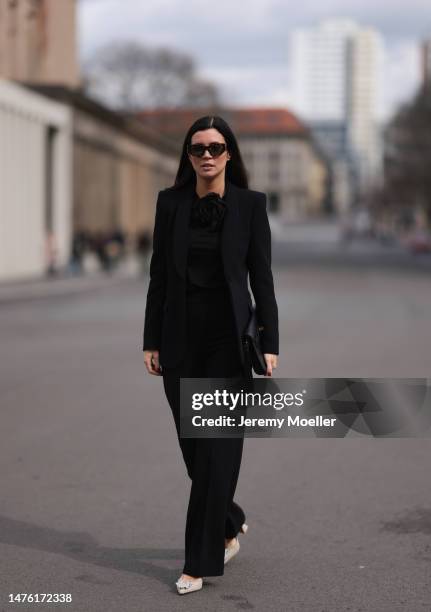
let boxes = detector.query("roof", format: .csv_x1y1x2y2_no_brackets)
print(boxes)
0,78,71,126
134,106,310,139
21,83,180,156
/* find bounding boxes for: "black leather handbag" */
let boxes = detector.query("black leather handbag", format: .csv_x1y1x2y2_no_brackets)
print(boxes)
242,305,267,375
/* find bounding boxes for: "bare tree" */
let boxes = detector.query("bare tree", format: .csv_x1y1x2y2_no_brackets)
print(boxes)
82,40,220,111
382,85,431,226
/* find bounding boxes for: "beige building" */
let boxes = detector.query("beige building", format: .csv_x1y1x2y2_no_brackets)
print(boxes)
136,107,329,222
26,85,179,241
0,78,72,280
0,0,80,88
0,0,180,267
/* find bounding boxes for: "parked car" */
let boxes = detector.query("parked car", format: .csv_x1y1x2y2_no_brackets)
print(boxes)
406,229,431,254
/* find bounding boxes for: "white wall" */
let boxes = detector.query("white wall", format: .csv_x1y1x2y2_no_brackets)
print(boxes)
0,78,72,281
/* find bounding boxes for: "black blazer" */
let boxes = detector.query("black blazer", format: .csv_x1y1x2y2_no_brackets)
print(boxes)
142,178,279,369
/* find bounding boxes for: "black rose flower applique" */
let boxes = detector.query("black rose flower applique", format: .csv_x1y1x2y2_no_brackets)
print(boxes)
190,192,227,231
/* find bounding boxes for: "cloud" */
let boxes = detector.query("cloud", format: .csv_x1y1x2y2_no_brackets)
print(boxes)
383,40,422,121
78,0,428,118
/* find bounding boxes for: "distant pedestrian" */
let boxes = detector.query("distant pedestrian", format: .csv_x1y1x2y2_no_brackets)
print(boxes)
137,230,152,274
45,231,58,277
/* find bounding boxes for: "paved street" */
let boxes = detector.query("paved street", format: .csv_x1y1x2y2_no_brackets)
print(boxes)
1,251,431,612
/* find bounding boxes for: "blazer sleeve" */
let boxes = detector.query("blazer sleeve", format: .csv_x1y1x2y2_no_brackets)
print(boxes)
246,192,279,355
142,191,168,351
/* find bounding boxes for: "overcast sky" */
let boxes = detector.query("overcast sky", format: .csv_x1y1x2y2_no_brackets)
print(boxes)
78,0,430,121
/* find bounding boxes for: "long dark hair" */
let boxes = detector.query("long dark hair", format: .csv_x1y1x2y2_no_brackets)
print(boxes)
172,115,248,189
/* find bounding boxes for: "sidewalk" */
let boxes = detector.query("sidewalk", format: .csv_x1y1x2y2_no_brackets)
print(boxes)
0,268,144,305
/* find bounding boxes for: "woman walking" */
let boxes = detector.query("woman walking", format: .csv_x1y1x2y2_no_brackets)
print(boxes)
142,115,279,594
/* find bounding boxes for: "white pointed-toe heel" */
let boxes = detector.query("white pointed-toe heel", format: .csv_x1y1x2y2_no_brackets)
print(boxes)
224,537,240,564
175,576,203,595
224,523,248,565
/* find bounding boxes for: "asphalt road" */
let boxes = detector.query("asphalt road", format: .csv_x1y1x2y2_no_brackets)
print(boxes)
1,257,431,612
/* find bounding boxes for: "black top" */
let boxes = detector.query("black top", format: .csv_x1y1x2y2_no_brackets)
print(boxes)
186,190,227,290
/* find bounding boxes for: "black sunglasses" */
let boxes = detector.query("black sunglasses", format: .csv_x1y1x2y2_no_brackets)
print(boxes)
187,142,227,158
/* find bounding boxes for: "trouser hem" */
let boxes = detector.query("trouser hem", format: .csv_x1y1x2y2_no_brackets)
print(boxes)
183,564,225,577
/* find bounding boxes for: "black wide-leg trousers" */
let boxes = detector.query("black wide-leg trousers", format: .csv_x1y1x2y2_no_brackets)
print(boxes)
162,284,252,577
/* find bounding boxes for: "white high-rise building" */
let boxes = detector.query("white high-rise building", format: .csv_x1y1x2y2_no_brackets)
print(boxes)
290,19,359,121
289,18,385,195
347,28,385,187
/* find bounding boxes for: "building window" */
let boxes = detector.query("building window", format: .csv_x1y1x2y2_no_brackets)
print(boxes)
269,150,280,164
268,150,280,183
269,167,279,182
268,192,280,213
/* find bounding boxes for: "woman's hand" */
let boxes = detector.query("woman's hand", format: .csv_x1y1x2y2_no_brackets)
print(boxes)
264,353,278,377
144,349,162,376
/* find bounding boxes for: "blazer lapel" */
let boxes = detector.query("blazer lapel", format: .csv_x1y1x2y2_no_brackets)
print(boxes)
172,181,194,280
220,179,239,282
171,178,239,281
